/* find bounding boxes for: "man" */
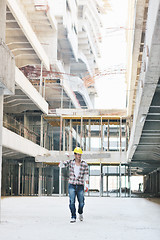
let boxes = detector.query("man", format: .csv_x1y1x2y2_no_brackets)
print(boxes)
59,147,89,223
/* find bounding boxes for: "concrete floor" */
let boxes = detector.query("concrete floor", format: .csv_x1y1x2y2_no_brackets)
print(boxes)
0,196,160,240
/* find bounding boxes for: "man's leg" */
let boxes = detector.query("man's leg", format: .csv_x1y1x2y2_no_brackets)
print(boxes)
68,184,76,219
77,185,84,215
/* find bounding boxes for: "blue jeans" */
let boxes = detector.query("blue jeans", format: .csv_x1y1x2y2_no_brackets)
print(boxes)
68,184,85,219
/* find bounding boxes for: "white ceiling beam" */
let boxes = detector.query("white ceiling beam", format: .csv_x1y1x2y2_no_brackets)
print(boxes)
7,0,50,70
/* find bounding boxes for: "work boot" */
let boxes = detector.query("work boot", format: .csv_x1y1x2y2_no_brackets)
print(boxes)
79,214,83,221
70,218,76,223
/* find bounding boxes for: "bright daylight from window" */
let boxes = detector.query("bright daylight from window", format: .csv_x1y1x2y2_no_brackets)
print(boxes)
95,0,128,109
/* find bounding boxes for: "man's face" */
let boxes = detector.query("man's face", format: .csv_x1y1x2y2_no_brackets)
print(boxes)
75,153,82,161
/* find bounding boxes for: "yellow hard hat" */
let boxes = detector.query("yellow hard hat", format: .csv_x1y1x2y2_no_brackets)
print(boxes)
74,147,83,154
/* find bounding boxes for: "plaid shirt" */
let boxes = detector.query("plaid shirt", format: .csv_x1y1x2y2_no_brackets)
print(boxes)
63,159,89,185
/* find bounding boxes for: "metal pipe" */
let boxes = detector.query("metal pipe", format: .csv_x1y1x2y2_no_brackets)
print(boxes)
76,125,78,147
119,117,122,152
125,121,128,151
59,166,62,197
100,163,103,197
107,120,109,151
61,86,63,109
59,116,62,151
88,119,91,151
69,119,72,152
80,116,83,148
43,77,46,99
101,116,103,151
106,167,109,197
119,163,122,197
40,115,44,147
128,166,131,197
63,119,65,151
125,165,127,197
39,62,43,95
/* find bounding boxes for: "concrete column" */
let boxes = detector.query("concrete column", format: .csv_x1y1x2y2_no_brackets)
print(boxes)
0,88,4,222
31,165,35,196
18,163,22,195
21,161,24,196
106,175,109,197
0,0,6,41
24,113,29,139
125,165,127,197
38,166,43,196
66,132,69,151
59,166,62,196
128,166,131,197
40,115,44,147
100,164,103,197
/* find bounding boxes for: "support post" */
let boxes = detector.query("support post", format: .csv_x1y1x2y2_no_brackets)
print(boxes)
31,165,35,196
100,163,103,197
128,166,131,197
69,119,72,152
101,117,103,151
18,163,22,195
63,119,65,151
88,119,91,151
125,121,128,151
119,163,122,197
125,165,127,197
38,165,43,196
119,117,122,152
107,120,109,151
106,167,109,197
43,77,46,99
40,115,44,147
61,86,63,109
0,88,4,222
59,166,62,197
39,62,43,95
59,117,62,151
80,116,83,148
76,125,78,147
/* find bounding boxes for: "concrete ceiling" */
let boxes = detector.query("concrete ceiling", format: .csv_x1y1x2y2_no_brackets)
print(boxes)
128,0,160,175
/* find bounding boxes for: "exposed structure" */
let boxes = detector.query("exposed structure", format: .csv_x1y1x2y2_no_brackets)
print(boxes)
126,0,160,194
0,0,160,208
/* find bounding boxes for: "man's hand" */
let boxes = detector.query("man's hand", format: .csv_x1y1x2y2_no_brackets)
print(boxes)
58,161,63,168
85,183,89,192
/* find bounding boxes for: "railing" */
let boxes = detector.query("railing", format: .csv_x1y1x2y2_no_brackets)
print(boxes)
3,114,40,145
